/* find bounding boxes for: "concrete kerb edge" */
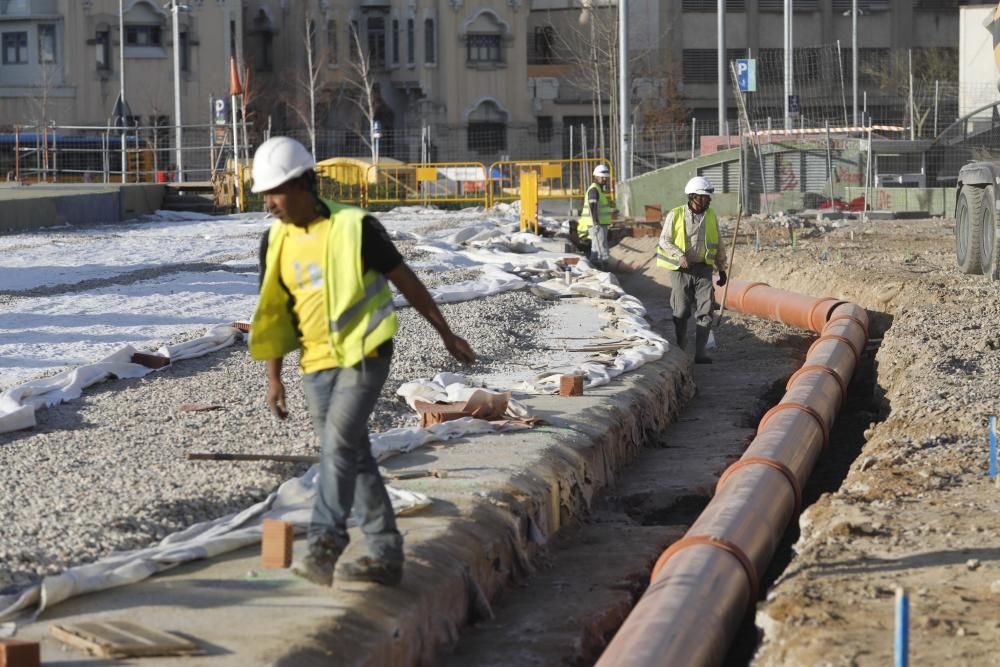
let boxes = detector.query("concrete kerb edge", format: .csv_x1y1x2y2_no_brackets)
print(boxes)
277,351,695,666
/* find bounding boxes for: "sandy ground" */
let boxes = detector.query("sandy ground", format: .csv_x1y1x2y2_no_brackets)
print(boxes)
724,214,1000,666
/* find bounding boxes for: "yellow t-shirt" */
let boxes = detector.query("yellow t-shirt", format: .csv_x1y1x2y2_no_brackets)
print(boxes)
279,217,338,374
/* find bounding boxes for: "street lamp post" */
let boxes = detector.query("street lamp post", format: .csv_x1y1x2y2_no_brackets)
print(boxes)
169,1,188,183
852,0,858,126
718,0,726,135
119,0,126,183
783,0,793,130
619,0,629,181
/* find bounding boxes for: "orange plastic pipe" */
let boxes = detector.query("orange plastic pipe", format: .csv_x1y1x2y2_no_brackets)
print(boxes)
597,280,868,667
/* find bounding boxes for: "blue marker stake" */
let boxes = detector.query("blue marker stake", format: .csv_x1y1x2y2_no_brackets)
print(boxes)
895,587,909,667
990,416,997,480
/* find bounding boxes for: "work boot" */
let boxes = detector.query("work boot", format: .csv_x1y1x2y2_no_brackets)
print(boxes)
290,535,343,586
336,556,404,586
673,317,689,351
694,325,713,364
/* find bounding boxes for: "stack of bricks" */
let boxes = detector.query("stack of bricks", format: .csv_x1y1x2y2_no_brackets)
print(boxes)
261,519,294,569
559,374,584,397
0,639,40,667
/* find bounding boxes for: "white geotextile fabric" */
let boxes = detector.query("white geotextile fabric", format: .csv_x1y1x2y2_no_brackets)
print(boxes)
0,205,671,620
0,326,243,434
0,415,517,622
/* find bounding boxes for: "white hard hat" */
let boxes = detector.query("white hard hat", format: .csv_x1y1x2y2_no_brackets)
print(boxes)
593,164,611,178
684,176,714,196
251,137,316,193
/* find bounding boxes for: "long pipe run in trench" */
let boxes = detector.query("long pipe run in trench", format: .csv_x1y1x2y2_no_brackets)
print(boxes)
597,279,869,667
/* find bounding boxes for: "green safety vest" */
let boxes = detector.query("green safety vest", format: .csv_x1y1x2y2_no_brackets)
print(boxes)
577,182,612,240
655,205,719,270
249,199,399,368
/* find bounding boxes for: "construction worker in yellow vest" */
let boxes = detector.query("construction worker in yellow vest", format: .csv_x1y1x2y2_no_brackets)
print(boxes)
577,164,613,269
248,137,475,588
655,176,728,364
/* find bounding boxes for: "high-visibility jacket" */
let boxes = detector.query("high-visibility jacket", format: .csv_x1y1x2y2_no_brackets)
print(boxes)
249,199,398,368
655,205,720,270
577,182,612,240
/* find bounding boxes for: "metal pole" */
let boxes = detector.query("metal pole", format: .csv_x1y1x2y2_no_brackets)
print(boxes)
171,1,184,182
825,120,834,208
852,0,858,126
618,0,630,181
691,117,697,159
934,80,940,137
718,0,726,135
784,0,792,130
119,0,126,183
908,49,915,140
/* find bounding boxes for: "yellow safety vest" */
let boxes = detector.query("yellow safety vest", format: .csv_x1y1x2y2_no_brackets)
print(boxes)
577,182,612,240
655,205,719,270
249,199,399,368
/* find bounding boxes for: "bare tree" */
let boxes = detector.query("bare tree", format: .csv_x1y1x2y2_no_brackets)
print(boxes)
861,48,958,137
282,12,326,156
343,20,379,163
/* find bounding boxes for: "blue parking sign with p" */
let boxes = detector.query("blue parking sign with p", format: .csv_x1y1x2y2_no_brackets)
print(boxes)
736,59,756,93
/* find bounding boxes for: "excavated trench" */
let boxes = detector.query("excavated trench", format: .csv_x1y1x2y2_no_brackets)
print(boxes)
444,302,888,666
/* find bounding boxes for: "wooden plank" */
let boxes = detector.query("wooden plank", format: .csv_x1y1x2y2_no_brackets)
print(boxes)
50,621,201,658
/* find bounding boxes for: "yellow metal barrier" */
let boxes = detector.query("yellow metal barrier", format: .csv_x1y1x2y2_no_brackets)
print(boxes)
519,167,539,234
366,162,488,208
315,161,366,207
487,158,615,209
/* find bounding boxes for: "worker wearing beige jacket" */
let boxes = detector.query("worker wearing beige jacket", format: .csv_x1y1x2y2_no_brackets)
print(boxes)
655,176,728,364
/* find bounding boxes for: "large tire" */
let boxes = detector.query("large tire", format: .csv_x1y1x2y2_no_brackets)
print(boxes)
956,184,986,275
985,185,998,279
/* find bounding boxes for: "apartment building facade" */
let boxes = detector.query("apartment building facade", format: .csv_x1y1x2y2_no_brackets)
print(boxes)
0,1,966,163
0,0,242,129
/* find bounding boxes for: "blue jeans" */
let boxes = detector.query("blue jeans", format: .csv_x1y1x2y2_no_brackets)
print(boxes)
300,351,403,563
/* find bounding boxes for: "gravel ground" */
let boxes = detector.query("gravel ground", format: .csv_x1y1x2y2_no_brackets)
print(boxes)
0,225,552,592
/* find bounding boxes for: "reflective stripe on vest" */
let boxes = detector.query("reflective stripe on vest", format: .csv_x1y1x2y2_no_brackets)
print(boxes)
577,182,612,240
250,200,398,367
655,205,719,270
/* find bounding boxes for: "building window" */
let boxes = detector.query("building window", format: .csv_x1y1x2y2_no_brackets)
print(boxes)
467,34,501,64
537,116,554,144
2,31,27,64
682,48,745,84
467,100,508,153
391,19,399,65
179,30,189,72
530,26,555,65
96,29,110,70
327,19,337,65
126,25,162,47
406,18,414,65
367,16,385,69
38,24,56,64
682,0,745,10
424,18,435,64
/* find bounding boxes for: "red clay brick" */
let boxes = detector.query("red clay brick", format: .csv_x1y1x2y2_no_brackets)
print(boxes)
559,375,584,397
261,519,294,569
0,639,40,667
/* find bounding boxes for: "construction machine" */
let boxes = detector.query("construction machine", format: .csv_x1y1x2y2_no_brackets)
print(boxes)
955,4,1000,276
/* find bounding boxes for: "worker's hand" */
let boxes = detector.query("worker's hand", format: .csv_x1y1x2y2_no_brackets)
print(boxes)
678,256,690,269
716,270,728,287
267,379,288,420
443,333,476,365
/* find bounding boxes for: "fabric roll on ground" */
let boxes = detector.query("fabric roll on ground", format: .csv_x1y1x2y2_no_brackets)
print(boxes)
0,464,432,622
0,326,243,433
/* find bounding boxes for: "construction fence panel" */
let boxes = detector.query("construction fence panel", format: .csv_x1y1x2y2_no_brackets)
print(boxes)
365,162,489,210
487,158,615,209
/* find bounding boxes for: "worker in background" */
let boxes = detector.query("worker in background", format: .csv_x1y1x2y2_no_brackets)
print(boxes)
576,164,613,269
655,176,728,364
248,137,476,587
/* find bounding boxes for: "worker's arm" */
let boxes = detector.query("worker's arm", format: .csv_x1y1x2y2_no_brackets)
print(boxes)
658,210,689,268
387,263,476,364
714,233,728,272
266,357,288,420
